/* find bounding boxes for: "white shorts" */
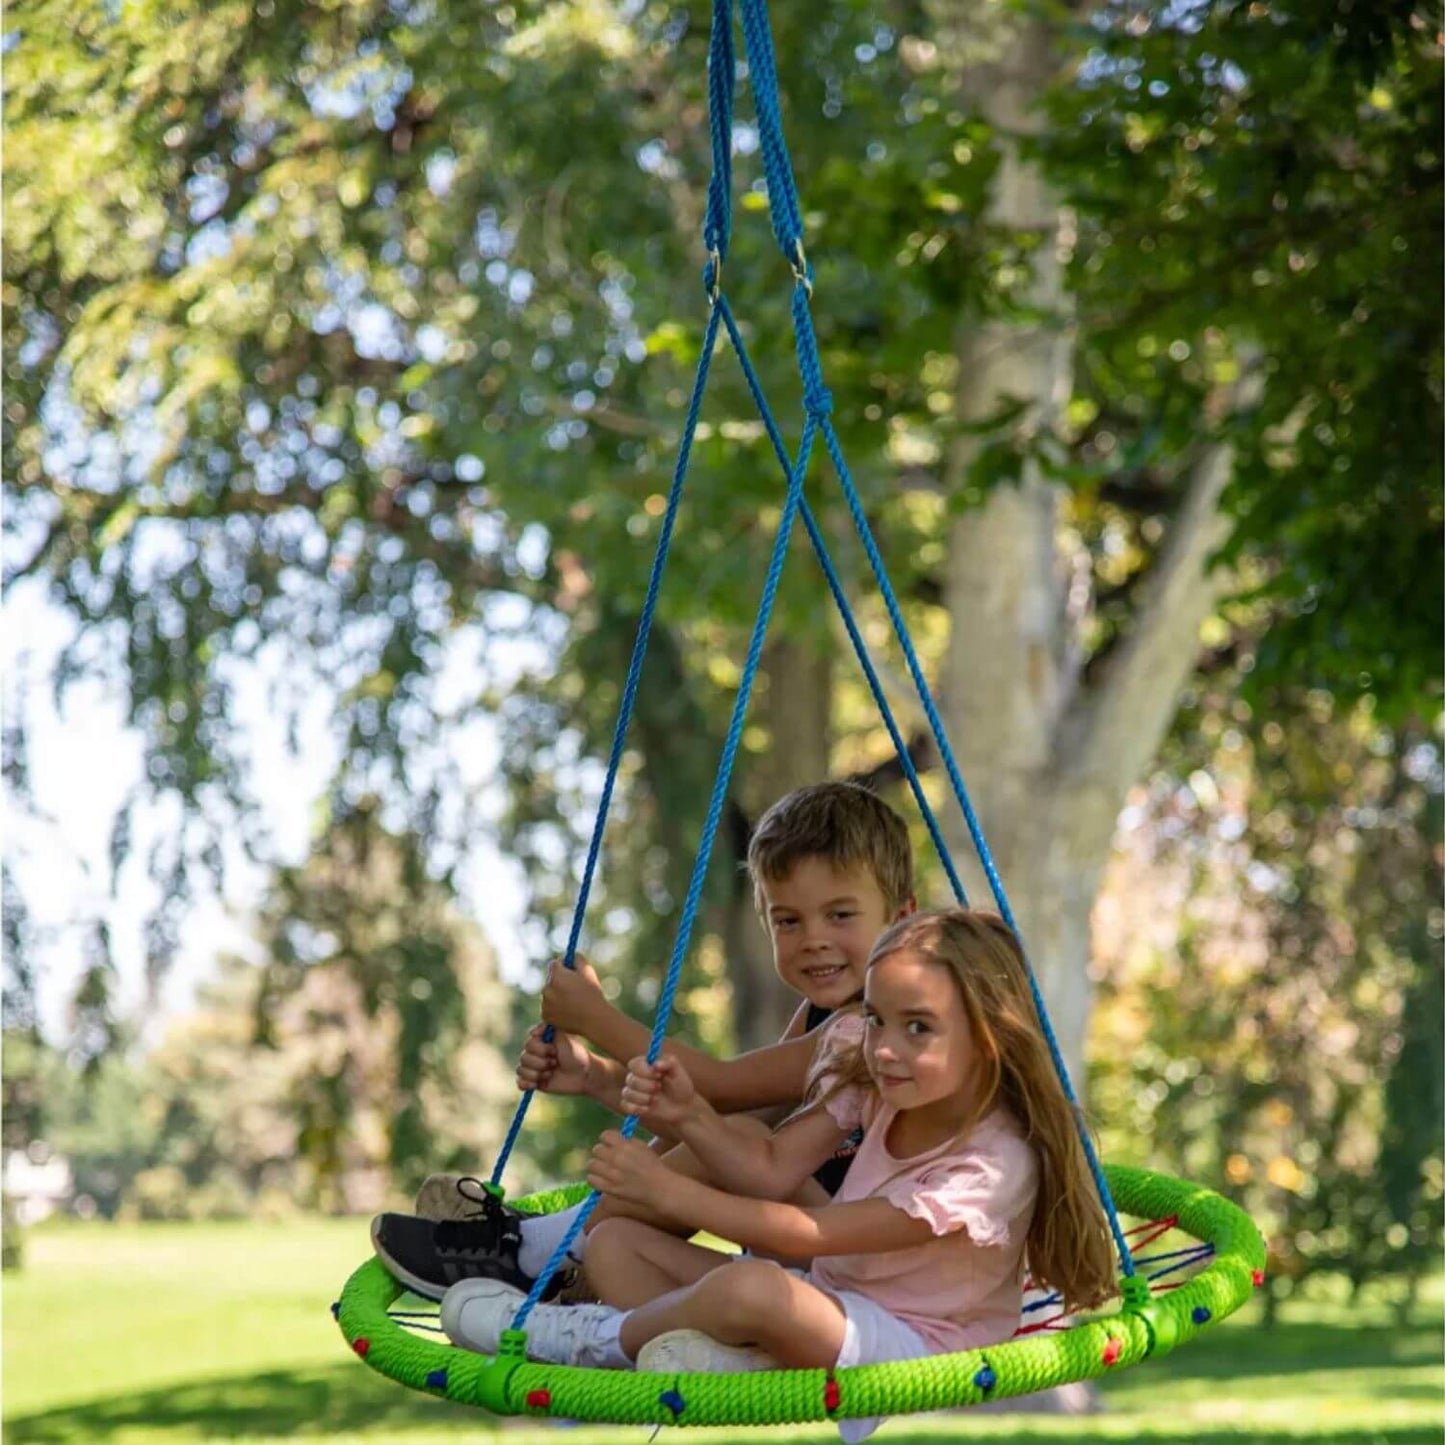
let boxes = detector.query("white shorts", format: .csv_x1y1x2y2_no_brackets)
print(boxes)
780,1266,931,1444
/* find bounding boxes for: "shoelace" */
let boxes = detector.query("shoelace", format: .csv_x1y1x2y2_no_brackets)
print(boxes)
433,1178,516,1260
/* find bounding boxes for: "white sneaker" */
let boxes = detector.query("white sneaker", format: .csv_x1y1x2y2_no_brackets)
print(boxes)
440,1279,527,1355
441,1278,622,1367
636,1328,778,1374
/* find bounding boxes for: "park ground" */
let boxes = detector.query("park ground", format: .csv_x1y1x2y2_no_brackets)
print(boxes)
3,1218,1441,1445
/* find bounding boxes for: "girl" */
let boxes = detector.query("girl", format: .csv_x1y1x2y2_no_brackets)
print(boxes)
440,909,1117,1439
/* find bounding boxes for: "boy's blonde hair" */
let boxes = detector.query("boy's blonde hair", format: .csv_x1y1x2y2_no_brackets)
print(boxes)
746,782,914,914
852,908,1119,1313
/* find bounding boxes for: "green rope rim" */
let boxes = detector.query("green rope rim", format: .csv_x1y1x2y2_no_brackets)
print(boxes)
335,1163,1266,1426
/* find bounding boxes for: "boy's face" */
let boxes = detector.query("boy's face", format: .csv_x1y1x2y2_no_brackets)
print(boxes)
759,857,900,1012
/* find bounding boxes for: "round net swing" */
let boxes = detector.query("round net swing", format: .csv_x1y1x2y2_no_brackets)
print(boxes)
336,0,1267,1425
337,1170,1264,1425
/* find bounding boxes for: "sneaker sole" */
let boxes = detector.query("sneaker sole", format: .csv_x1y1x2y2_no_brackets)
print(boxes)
414,1173,472,1223
636,1328,777,1374
370,1214,450,1301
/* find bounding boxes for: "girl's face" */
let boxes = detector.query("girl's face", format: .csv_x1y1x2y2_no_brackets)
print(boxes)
862,949,977,1117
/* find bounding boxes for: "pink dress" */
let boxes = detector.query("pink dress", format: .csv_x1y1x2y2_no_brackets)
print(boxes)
805,1013,1040,1354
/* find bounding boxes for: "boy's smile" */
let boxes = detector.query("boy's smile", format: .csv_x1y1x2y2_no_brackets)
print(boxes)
759,858,899,1012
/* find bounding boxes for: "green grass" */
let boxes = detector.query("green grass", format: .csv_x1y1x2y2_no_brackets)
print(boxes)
3,1219,1440,1444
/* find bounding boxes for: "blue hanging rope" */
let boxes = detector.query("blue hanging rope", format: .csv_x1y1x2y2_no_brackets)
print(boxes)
733,0,1136,1277
488,303,725,1188
737,0,804,263
703,0,735,271
492,0,746,1192
513,404,822,1327
715,296,967,905
495,0,1138,1295
811,401,1136,1274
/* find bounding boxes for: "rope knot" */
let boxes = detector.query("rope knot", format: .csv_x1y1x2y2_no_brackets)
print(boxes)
804,383,834,420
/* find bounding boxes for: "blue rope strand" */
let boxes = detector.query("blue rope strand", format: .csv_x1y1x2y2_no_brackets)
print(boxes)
815,407,1138,1272
513,401,821,1328
761,234,1135,1272
498,0,1137,1283
715,297,966,902
737,0,804,259
488,304,725,1188
704,0,735,263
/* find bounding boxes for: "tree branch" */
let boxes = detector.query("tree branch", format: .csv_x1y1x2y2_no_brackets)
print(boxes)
1056,364,1266,794
847,731,937,793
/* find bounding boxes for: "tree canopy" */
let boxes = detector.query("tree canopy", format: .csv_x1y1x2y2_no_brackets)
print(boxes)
4,0,1439,1036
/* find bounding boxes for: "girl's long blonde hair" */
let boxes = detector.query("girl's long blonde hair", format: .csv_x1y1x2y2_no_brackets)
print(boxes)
844,907,1118,1313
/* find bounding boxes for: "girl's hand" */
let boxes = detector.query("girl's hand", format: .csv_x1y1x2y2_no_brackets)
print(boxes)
515,1024,591,1096
620,1055,698,1128
587,1130,669,1207
541,955,607,1035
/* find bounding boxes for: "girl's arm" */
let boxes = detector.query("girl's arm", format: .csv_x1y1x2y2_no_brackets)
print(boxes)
622,1055,849,1199
589,1133,935,1260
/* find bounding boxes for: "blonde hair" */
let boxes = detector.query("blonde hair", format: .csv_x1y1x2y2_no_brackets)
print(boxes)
841,908,1118,1313
747,782,914,914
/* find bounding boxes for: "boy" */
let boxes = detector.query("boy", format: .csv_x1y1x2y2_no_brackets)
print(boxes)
372,780,915,1299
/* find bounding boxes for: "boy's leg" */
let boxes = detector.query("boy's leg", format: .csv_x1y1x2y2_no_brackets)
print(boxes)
584,1216,735,1309
619,1257,847,1369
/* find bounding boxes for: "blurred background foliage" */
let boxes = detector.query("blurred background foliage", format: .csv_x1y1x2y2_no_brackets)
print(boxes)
2,0,1440,1321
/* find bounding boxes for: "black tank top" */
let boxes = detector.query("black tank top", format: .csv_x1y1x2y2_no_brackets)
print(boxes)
803,1001,864,1196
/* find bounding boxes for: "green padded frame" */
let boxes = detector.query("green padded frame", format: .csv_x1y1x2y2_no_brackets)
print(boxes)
335,1164,1266,1426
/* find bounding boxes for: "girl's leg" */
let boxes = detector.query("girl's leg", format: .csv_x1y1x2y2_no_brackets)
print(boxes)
584,1216,735,1310
618,1258,847,1369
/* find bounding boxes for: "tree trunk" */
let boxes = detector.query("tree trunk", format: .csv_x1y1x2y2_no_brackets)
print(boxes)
934,4,1260,1088
722,637,833,1050
936,6,1090,1075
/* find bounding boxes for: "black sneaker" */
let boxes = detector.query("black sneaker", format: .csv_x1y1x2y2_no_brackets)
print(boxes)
371,1186,567,1303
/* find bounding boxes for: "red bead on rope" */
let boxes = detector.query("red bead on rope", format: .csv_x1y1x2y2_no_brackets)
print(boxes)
525,1388,552,1409
823,1376,841,1412
1101,1337,1122,1366
352,1337,371,1357
1252,1268,1266,1288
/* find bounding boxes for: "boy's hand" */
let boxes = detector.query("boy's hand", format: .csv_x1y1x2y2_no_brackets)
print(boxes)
620,1055,698,1129
541,955,608,1035
587,1130,670,1208
515,1024,592,1096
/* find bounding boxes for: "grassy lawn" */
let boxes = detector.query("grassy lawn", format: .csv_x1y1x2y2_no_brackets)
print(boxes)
3,1219,1440,1445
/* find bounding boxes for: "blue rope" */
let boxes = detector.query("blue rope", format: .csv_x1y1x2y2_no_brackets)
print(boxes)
488,304,725,1188
715,297,967,904
497,0,1137,1286
513,390,823,1329
737,0,804,261
703,0,735,266
727,0,1136,1276
1021,1243,1214,1316
814,406,1136,1274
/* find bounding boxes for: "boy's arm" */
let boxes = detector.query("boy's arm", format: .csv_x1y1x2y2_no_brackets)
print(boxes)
675,1097,850,1200
623,1055,848,1198
542,958,819,1112
589,1135,934,1260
